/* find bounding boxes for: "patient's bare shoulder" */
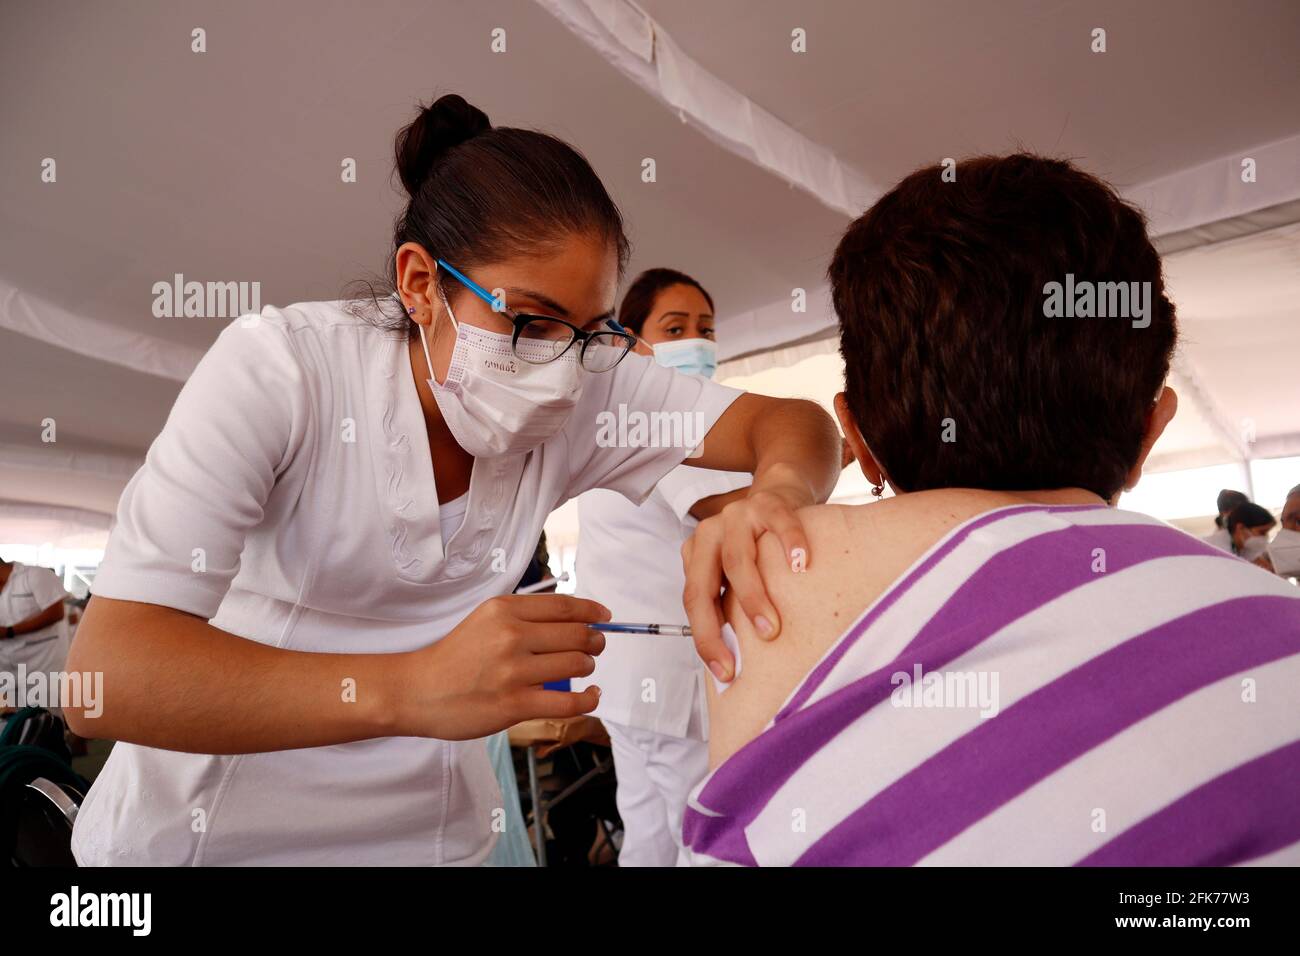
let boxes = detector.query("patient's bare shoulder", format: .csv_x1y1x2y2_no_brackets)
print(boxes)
707,489,1013,767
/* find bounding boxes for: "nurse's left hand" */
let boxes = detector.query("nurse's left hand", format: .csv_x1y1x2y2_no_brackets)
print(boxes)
682,471,813,684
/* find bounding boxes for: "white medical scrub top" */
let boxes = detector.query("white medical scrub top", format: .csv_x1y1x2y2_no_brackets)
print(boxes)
71,300,742,866
573,464,751,739
1203,527,1233,552
0,562,68,673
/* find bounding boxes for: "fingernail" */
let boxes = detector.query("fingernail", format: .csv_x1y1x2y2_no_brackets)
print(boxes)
593,685,601,698
790,547,807,572
755,615,774,637
709,660,731,683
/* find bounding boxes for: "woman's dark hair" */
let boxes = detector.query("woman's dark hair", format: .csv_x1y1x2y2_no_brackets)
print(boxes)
1215,489,1250,527
1227,502,1275,535
348,93,629,329
829,153,1178,500
618,268,715,335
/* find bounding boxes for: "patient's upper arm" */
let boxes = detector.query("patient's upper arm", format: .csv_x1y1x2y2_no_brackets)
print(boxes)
707,505,866,768
703,490,1026,768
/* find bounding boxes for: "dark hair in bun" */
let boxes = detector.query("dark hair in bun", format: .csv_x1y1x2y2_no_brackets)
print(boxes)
349,92,629,330
394,94,491,197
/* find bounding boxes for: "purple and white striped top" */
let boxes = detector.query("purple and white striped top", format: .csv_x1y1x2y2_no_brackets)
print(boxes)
683,504,1300,866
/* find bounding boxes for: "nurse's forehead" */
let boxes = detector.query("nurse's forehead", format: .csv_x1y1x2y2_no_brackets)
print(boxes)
499,284,615,323
468,245,619,321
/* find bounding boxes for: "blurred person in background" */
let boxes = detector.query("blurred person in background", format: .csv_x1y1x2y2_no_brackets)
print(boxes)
1204,488,1249,552
0,556,70,715
573,268,752,866
1227,502,1276,565
1268,484,1300,579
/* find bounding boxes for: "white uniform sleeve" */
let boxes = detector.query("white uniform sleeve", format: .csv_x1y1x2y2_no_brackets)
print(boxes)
92,317,311,619
24,566,68,612
654,464,753,525
561,352,744,505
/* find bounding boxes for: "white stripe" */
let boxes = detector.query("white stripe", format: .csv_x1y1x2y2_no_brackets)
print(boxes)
682,847,743,867
1063,505,1174,529
920,654,1300,864
742,553,1295,865
796,507,1170,712
684,795,723,819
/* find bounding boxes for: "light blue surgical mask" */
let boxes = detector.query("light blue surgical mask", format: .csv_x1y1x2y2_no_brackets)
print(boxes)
648,337,718,378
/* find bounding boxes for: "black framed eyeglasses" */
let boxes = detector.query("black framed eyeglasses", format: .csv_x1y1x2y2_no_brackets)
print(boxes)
436,259,636,373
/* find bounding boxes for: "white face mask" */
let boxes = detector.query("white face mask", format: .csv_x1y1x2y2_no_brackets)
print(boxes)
420,292,583,458
1240,534,1271,563
1268,527,1300,576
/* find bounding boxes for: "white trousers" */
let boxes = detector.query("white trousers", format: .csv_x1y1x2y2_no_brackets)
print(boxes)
606,720,709,867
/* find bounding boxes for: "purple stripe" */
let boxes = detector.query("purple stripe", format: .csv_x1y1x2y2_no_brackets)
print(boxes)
897,523,1238,660
681,806,758,866
1079,740,1300,866
794,595,1300,865
777,504,1107,720
696,521,1223,834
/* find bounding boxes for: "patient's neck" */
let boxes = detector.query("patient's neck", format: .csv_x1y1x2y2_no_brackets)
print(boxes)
891,486,1108,508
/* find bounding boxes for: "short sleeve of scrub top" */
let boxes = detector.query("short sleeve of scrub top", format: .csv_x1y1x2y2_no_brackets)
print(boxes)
0,564,65,629
653,464,753,525
92,317,312,619
23,565,68,611
560,350,745,506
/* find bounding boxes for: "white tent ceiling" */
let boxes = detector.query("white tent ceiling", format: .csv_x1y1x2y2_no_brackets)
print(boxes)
2,0,1298,545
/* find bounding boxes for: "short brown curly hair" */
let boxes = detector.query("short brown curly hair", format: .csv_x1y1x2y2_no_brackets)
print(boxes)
829,153,1177,500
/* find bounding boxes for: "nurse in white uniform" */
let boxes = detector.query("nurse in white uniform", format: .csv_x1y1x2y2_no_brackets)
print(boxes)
574,270,750,866
64,94,842,865
0,558,70,691
1203,488,1248,552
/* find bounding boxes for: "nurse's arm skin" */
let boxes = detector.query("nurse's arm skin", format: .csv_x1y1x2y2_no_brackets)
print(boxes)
687,488,748,521
681,392,841,682
65,593,609,754
685,439,852,521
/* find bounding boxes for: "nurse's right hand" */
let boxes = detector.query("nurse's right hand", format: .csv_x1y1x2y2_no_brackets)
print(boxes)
398,594,610,740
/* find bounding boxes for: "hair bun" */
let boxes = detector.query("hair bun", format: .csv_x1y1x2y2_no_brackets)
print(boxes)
395,94,491,196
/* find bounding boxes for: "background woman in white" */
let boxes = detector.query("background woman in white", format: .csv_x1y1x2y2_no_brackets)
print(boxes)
574,269,750,866
0,557,70,704
64,95,841,865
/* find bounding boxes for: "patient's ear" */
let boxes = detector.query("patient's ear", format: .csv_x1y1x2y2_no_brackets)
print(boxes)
834,392,886,489
1121,385,1178,494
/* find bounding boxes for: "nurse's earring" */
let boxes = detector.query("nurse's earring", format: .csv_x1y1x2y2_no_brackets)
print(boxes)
871,482,884,498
